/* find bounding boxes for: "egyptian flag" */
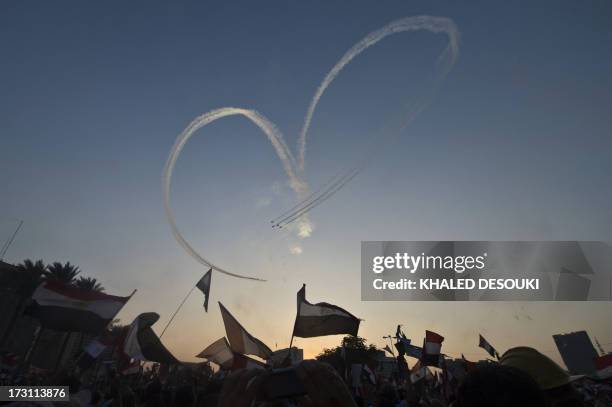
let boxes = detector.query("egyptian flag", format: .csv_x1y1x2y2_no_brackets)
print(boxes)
422,330,444,366
196,269,212,312
196,337,234,368
219,302,273,360
26,281,131,334
478,334,499,359
292,284,360,338
123,313,179,364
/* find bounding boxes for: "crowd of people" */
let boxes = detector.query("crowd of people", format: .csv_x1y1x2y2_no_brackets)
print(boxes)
1,345,611,406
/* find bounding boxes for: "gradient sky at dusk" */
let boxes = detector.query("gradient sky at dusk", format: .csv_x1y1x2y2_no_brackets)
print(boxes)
2,1,612,364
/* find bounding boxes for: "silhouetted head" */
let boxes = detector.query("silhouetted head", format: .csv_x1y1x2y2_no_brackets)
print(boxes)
500,347,569,390
500,346,585,407
455,364,549,407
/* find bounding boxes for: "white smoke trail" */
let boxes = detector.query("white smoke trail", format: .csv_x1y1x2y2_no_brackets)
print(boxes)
297,15,460,171
164,16,460,281
163,107,310,281
274,92,441,227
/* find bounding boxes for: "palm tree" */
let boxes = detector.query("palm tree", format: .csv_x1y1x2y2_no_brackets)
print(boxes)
44,261,81,284
15,259,46,294
0,260,45,345
75,276,105,292
16,259,46,283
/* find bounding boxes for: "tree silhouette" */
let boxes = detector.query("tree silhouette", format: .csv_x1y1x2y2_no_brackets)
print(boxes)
317,335,380,368
75,276,105,292
16,259,46,283
44,261,81,284
15,259,46,294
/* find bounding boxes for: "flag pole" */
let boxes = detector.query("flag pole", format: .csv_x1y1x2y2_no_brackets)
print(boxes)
285,284,304,364
283,308,299,366
54,332,72,372
159,285,197,338
0,219,23,261
284,326,296,366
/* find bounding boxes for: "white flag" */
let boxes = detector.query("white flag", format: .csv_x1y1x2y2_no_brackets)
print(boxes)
219,302,272,360
196,337,234,367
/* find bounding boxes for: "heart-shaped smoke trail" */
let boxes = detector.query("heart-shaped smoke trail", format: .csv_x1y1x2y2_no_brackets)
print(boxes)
163,16,460,281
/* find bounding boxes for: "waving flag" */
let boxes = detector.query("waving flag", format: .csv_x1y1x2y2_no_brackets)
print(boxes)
395,337,412,356
405,343,423,359
196,269,212,312
422,330,444,366
26,281,131,334
196,337,234,368
292,284,360,338
479,334,499,359
123,313,179,364
219,302,273,359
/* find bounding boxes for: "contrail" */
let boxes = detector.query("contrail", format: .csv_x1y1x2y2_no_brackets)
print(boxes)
274,166,363,228
275,76,451,227
165,16,460,280
271,16,460,227
297,15,460,171
271,172,342,226
163,107,309,281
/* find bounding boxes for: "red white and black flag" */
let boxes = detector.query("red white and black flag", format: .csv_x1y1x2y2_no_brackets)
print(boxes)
292,284,360,338
219,302,273,360
422,330,444,366
26,281,131,334
196,269,212,312
478,334,499,359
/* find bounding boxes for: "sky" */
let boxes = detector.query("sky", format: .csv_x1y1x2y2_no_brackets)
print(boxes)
1,1,612,365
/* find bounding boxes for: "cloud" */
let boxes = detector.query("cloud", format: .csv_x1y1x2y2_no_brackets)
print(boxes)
297,219,313,238
290,245,303,255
